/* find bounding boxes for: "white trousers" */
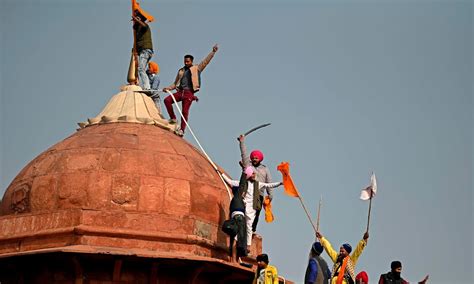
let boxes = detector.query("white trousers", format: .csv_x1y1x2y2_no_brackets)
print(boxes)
245,202,257,246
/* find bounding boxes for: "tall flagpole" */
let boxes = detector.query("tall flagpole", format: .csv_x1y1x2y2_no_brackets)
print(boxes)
316,195,322,232
366,187,373,232
297,195,317,234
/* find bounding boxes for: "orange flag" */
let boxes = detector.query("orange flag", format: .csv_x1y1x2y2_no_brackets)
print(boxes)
277,162,300,197
263,196,274,223
132,0,155,22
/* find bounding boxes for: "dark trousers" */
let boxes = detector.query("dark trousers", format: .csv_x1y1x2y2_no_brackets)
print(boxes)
164,89,195,131
229,214,247,257
252,195,264,232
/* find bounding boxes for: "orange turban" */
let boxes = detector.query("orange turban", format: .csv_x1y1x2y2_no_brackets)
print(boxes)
148,61,159,74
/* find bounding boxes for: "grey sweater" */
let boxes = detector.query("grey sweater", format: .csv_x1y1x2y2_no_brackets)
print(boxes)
239,140,273,198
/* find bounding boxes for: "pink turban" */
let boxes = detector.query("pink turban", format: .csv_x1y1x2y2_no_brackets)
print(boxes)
244,167,254,179
250,150,264,162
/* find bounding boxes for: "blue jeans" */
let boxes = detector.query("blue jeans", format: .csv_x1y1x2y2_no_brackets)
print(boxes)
138,49,153,90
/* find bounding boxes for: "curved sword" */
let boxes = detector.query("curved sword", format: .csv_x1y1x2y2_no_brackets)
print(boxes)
237,123,271,140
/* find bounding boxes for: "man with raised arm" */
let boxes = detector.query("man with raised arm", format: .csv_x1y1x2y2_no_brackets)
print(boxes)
163,45,218,136
316,231,369,284
238,134,272,233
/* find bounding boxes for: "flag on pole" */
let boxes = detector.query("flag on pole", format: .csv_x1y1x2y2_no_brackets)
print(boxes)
277,162,300,197
132,0,155,22
360,172,377,200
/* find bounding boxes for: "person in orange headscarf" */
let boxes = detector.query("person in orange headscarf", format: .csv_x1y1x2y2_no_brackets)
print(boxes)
146,61,161,109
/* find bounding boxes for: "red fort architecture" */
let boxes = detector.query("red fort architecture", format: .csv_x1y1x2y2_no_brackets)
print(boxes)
0,85,293,283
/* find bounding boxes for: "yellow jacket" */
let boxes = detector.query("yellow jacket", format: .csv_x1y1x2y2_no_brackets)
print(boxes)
253,265,278,284
320,237,367,284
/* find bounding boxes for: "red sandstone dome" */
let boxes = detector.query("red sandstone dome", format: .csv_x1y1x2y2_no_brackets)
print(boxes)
0,122,233,256
0,87,277,283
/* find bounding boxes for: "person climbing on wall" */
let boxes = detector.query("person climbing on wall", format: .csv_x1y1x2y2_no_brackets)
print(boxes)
220,167,282,253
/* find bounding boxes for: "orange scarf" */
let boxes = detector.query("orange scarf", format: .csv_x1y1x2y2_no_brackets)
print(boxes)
263,196,274,222
336,256,349,284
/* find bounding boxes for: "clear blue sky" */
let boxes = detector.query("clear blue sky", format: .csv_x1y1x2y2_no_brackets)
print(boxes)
1,0,472,283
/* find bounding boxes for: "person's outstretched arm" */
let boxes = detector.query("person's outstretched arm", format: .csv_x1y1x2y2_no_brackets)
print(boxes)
259,181,282,189
350,231,369,265
316,232,338,263
197,44,218,72
220,173,239,187
238,135,251,168
418,274,429,284
164,72,180,92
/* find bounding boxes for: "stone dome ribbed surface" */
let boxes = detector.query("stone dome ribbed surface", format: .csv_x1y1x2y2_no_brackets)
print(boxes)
0,123,231,259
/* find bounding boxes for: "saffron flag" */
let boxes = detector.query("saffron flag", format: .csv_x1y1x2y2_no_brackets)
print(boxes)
132,0,155,22
277,162,300,197
360,172,377,200
263,196,274,223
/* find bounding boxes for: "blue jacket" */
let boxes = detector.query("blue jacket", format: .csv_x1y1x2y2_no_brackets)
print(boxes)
305,255,331,284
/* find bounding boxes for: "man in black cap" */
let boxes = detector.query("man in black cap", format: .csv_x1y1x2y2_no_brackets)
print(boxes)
305,241,331,284
254,253,278,284
378,261,429,284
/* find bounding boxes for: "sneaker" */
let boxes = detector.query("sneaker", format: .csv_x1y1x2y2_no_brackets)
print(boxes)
168,118,177,124
174,129,184,137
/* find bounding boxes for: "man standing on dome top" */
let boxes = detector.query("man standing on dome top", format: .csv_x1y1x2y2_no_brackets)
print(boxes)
163,44,219,137
132,8,154,90
316,230,369,284
238,134,272,233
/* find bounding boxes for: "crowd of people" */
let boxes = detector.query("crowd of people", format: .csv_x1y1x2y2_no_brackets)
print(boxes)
130,3,430,283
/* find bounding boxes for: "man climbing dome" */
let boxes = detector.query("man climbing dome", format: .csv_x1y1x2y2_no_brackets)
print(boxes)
316,230,369,284
146,61,161,110
238,134,272,233
163,44,219,137
132,1,154,90
224,181,248,259
220,167,282,252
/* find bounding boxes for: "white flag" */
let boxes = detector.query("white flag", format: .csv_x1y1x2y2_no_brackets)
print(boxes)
360,172,377,200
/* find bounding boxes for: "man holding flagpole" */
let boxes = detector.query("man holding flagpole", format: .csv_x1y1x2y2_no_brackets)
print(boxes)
132,0,155,90
316,231,369,284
